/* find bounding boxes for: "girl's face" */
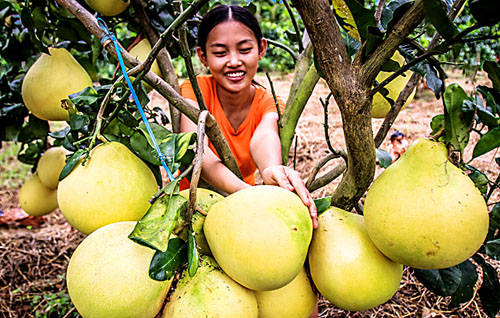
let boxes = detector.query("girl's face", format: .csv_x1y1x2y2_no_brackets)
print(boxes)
197,20,267,95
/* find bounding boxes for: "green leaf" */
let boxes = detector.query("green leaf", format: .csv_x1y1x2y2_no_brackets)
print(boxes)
484,61,500,91
485,239,500,261
423,0,458,40
17,115,49,143
17,140,45,165
380,58,401,72
129,182,188,252
314,196,332,216
414,265,462,296
59,149,85,181
149,238,187,281
443,84,473,154
472,254,500,317
468,170,489,194
343,0,377,43
69,113,89,131
476,107,499,128
159,132,196,172
487,203,500,241
469,0,500,26
376,149,392,168
449,260,479,307
430,114,445,136
130,132,160,165
68,86,99,114
472,126,500,158
138,122,173,149
187,228,199,277
381,0,413,32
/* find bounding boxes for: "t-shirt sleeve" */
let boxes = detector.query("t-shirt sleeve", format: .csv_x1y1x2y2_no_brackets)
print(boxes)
180,79,196,101
261,92,286,116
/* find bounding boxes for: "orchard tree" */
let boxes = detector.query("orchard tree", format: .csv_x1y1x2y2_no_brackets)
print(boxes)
1,0,499,315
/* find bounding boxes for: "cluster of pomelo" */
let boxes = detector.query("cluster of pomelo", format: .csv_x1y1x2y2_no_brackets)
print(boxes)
60,138,488,318
18,147,66,216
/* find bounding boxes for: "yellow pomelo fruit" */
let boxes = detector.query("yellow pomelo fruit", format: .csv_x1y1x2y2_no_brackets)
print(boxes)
128,39,162,89
21,47,92,121
255,268,317,318
57,142,158,235
309,207,403,311
204,185,313,291
67,221,170,318
332,0,360,41
37,147,66,189
19,174,58,216
372,51,416,118
364,138,489,269
178,188,224,255
162,256,258,318
85,0,130,16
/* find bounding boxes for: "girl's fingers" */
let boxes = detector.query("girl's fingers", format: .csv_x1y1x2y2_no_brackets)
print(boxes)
284,168,319,229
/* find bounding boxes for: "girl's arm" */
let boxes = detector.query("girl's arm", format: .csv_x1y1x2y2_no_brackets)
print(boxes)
250,112,318,228
180,111,249,194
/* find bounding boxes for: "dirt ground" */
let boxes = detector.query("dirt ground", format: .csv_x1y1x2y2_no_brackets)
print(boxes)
0,70,499,317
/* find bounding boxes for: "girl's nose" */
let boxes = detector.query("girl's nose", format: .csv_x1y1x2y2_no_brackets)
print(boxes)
227,53,242,67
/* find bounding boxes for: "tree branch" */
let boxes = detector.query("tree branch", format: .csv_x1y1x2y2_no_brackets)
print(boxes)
373,0,468,147
175,0,207,112
282,0,303,52
360,0,425,87
266,38,298,62
56,0,242,179
132,0,181,132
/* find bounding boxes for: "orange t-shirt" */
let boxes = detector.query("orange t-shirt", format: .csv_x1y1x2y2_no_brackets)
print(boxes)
180,75,285,185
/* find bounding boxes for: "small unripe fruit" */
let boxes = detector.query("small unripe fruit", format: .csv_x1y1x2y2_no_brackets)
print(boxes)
37,147,66,189
19,174,58,216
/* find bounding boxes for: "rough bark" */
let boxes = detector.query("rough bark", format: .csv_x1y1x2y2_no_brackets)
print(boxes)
292,0,375,210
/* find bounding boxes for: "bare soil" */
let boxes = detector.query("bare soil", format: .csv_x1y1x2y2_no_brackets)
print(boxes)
0,70,498,317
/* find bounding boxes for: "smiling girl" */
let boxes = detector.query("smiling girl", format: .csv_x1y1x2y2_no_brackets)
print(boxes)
180,4,318,228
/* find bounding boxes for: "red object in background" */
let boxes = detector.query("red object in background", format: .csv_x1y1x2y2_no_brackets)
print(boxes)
0,208,45,227
388,131,409,162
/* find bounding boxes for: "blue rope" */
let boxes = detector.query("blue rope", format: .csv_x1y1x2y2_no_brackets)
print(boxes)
97,18,175,182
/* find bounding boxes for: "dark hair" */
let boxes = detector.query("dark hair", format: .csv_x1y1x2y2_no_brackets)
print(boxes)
197,5,263,54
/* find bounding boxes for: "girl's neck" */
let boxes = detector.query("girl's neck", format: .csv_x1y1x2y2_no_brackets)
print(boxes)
216,83,255,113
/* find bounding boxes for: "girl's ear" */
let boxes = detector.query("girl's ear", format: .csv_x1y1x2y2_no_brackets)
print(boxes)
259,38,267,60
196,47,209,67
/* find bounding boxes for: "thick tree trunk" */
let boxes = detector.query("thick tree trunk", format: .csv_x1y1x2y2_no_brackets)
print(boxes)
292,0,376,210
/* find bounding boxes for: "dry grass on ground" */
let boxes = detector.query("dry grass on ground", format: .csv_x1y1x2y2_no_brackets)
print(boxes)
0,70,499,317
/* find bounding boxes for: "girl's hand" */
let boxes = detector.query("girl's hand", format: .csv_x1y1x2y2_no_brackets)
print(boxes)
261,165,318,229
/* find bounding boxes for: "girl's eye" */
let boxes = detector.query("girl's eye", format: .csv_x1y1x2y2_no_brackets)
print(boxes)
213,51,226,57
240,48,252,53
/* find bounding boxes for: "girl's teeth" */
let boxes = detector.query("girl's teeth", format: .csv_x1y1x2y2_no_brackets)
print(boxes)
227,72,244,77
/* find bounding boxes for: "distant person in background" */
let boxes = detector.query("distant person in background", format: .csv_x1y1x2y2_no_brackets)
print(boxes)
388,130,409,162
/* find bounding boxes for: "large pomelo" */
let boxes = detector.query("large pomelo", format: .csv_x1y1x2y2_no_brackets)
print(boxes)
19,174,58,216
57,142,158,234
162,256,258,318
178,188,224,255
371,51,416,118
128,39,162,90
308,207,403,311
254,267,317,318
67,221,170,318
21,47,92,121
85,0,130,16
37,147,66,189
364,138,489,269
204,185,313,291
